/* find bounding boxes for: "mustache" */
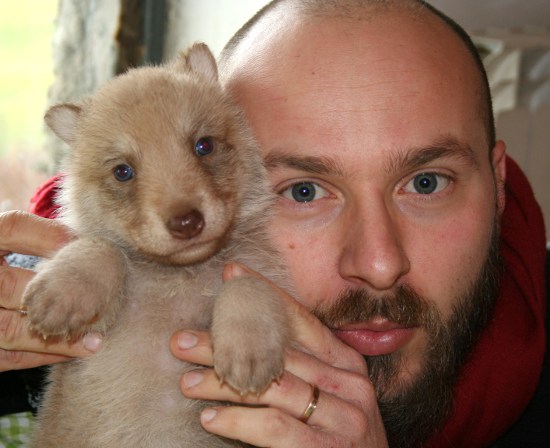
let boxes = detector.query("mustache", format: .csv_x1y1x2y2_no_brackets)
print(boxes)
312,284,442,332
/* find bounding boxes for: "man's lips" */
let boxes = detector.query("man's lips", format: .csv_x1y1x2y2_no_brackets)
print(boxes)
332,320,418,356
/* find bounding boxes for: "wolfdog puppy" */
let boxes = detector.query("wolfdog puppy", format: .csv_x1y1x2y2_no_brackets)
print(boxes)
22,43,289,447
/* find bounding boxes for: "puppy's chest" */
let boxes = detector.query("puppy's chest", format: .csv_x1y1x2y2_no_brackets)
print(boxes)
64,263,226,406
114,264,221,343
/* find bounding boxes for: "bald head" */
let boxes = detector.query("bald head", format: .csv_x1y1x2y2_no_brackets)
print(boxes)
219,0,495,150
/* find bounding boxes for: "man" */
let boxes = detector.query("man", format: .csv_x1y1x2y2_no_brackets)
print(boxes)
0,0,547,446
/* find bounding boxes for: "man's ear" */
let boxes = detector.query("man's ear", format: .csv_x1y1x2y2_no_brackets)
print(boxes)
172,42,218,83
491,140,507,216
44,103,82,145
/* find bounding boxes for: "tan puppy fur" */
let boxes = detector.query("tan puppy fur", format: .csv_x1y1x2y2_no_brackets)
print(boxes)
22,43,290,447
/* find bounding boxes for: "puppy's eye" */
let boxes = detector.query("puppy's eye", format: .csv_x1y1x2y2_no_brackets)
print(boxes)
195,136,215,156
113,164,134,182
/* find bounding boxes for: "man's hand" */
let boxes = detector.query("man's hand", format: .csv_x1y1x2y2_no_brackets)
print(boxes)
171,262,389,447
0,210,100,371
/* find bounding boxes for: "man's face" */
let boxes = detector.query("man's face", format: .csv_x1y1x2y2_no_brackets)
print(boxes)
224,7,506,443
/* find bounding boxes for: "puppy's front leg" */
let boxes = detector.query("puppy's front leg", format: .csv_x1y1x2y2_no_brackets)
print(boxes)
22,237,127,339
212,275,289,394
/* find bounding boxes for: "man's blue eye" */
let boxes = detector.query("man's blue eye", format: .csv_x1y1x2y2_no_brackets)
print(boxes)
403,172,449,195
113,164,134,182
414,173,438,194
291,182,317,202
195,137,215,156
280,181,329,203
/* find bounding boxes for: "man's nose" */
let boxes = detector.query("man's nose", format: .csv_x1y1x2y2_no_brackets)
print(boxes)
338,198,410,291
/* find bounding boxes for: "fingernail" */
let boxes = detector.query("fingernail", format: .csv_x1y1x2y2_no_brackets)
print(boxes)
83,333,102,352
201,408,217,423
177,331,198,350
183,370,204,389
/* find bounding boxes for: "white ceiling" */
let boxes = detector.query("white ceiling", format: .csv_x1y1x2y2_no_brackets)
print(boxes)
428,0,550,31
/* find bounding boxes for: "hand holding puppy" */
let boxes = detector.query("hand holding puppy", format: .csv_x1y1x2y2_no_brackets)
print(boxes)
0,210,100,371
172,263,389,448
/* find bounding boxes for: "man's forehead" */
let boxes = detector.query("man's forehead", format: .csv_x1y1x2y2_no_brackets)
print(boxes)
223,2,489,165
223,7,470,89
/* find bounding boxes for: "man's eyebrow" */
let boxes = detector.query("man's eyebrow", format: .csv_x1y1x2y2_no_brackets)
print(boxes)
384,137,479,175
264,152,345,176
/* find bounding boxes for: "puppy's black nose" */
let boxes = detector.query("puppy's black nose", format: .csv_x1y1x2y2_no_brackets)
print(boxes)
168,210,204,239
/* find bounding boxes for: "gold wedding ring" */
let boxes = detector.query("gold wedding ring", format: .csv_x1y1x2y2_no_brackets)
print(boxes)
299,383,319,423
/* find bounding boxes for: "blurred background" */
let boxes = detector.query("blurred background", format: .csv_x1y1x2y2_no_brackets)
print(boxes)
0,0,56,211
0,0,549,235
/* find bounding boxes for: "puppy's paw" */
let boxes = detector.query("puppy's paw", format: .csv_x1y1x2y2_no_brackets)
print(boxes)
213,329,285,395
22,273,105,339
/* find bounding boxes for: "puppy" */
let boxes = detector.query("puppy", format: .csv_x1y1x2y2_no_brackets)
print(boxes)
22,43,290,447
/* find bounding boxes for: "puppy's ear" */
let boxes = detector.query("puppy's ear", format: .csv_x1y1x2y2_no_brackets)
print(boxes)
45,103,82,145
173,42,218,83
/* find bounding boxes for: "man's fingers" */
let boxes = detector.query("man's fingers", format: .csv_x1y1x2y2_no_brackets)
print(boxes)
224,262,367,374
183,366,368,430
0,211,91,371
199,405,321,447
0,348,72,371
173,328,372,422
0,210,73,258
0,308,101,358
172,328,349,427
0,265,35,310
181,369,315,420
282,348,370,404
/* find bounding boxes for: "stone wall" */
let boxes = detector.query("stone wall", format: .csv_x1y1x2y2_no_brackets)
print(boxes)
46,0,121,165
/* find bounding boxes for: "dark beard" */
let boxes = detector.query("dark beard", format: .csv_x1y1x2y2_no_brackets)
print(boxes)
312,231,502,447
